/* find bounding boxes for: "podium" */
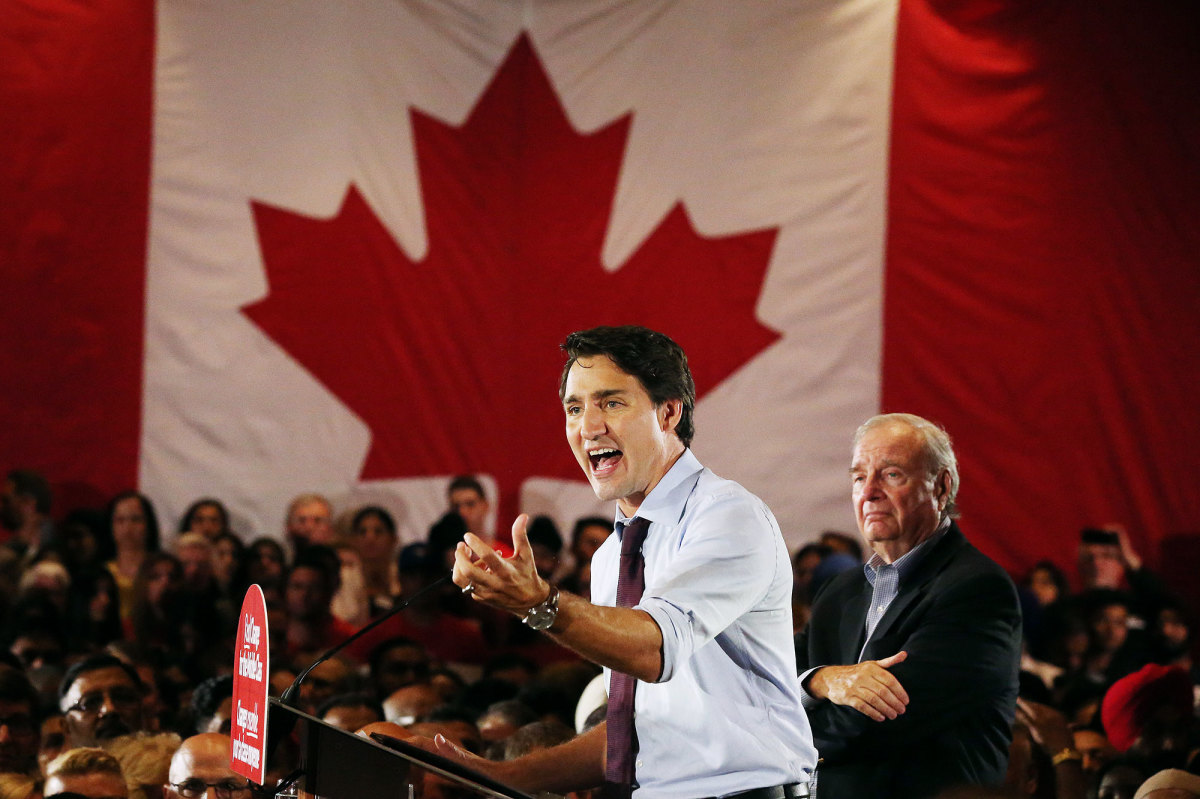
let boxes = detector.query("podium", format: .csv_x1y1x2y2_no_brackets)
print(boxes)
267,699,534,799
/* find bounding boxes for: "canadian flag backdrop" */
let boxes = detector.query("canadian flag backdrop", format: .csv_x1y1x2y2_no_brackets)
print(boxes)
3,1,1198,592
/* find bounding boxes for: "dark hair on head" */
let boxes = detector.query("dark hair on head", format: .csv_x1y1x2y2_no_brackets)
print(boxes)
7,469,52,514
0,664,39,713
249,537,285,560
58,653,143,702
480,698,538,729
352,505,397,537
526,516,562,554
368,636,428,676
793,542,832,565
191,674,234,724
1022,559,1070,596
105,490,161,554
426,511,468,575
316,691,384,722
559,326,696,447
179,497,230,535
1081,588,1132,618
571,517,610,545
448,475,486,499
425,703,476,725
289,545,341,594
213,531,245,558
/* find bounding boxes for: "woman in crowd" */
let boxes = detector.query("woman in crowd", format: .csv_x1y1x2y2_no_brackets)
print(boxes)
101,490,162,624
350,505,400,613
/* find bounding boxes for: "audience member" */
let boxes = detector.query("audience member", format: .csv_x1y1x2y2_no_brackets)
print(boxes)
1149,603,1195,677
163,734,252,799
283,494,334,555
447,476,491,540
105,731,180,799
502,720,575,761
44,746,127,798
39,714,67,776
368,638,431,701
1012,697,1087,799
349,506,400,612
559,516,610,596
0,667,40,776
291,657,352,718
0,772,37,799
102,492,162,626
65,569,122,655
281,548,354,659
1101,664,1195,774
1134,769,1200,799
58,655,147,749
1076,526,1175,629
522,517,562,582
382,683,440,726
176,500,230,543
0,469,54,558
188,677,232,735
1096,761,1148,799
239,539,285,593
818,530,864,563
316,692,383,732
127,554,192,664
327,542,369,628
476,699,537,744
1074,725,1119,796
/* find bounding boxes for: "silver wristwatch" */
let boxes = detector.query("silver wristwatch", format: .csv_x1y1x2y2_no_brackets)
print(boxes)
522,584,560,631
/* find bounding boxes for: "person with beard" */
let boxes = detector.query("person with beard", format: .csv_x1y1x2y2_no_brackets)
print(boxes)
0,666,40,777
58,656,147,749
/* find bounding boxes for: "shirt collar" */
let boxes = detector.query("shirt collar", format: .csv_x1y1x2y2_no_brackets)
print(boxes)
864,517,950,583
614,448,704,533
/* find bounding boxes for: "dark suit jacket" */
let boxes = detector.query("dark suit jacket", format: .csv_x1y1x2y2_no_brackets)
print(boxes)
795,524,1021,799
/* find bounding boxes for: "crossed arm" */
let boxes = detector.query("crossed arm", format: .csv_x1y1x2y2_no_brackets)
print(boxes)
798,568,1020,758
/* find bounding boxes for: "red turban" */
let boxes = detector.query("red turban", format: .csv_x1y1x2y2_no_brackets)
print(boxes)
1101,663,1194,752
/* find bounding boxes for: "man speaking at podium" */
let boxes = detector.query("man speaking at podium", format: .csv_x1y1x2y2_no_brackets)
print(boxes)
439,326,816,799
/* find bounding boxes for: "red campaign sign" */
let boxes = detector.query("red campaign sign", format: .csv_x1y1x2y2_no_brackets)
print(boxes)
231,585,269,785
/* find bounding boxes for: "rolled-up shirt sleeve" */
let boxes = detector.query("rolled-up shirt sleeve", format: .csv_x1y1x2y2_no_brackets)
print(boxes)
637,490,781,682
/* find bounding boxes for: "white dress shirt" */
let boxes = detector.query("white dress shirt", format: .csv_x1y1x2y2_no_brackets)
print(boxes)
591,449,817,798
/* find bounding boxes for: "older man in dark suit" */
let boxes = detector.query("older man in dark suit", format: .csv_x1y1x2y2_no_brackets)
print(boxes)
795,413,1022,798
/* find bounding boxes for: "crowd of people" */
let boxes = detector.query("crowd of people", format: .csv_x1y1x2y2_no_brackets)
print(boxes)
0,329,1197,799
0,463,1194,799
0,467,635,799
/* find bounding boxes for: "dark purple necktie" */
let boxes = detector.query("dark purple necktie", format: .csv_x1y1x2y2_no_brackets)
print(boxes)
604,517,650,799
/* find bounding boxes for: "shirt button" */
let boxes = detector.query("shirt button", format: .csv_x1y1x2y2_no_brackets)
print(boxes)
636,760,643,768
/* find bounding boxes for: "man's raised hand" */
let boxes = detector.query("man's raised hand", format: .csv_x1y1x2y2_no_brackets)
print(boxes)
451,513,550,615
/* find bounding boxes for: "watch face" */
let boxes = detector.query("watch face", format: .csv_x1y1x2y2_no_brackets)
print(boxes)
524,591,558,630
526,610,554,631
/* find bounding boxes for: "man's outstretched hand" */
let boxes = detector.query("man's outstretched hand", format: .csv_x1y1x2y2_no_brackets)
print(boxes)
451,513,550,616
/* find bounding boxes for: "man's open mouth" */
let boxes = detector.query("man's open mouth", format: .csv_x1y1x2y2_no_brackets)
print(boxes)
588,448,623,474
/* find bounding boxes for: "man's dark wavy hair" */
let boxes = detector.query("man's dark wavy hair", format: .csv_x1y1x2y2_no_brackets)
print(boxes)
559,326,695,448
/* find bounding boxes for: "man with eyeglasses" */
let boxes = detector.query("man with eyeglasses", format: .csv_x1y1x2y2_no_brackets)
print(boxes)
164,733,254,799
0,665,40,775
58,655,148,749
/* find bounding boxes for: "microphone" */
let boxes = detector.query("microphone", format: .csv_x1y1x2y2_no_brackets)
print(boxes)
278,572,452,708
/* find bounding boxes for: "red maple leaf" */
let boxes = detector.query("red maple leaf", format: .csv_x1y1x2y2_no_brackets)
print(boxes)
242,34,780,527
